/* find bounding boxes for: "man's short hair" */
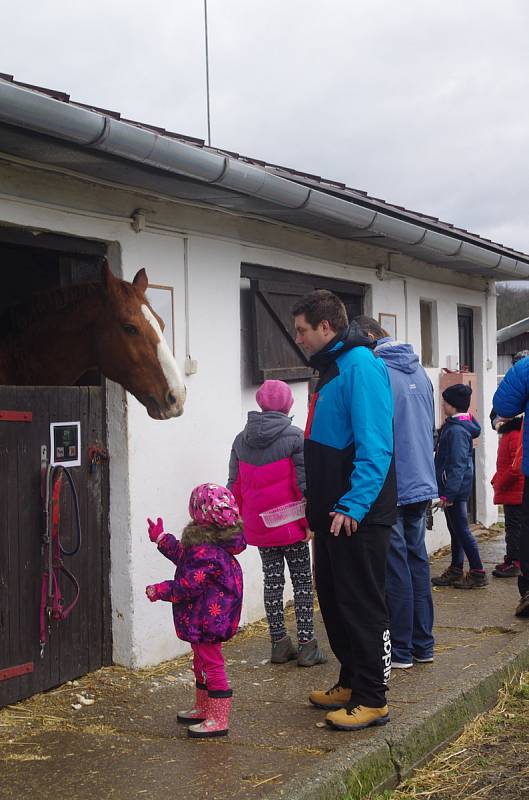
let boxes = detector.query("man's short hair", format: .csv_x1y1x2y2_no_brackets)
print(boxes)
513,350,529,364
292,290,348,332
354,315,388,340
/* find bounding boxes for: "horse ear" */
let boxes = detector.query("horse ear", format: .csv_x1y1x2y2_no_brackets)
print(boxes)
101,259,118,294
133,268,149,294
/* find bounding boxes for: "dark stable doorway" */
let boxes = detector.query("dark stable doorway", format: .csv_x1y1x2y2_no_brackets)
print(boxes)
0,230,106,385
458,306,476,523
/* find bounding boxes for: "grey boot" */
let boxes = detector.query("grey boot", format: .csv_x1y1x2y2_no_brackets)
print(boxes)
271,635,297,663
297,639,327,667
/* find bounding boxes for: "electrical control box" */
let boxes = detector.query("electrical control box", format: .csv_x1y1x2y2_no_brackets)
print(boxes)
50,421,81,467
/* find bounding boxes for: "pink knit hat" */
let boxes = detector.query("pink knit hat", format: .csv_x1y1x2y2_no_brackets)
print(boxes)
256,380,294,414
188,483,240,528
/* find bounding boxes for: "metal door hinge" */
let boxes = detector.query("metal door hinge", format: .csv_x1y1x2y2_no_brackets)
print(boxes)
0,662,34,682
0,410,32,422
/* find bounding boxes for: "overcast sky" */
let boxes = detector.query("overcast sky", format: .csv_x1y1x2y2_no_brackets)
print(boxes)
3,1,529,253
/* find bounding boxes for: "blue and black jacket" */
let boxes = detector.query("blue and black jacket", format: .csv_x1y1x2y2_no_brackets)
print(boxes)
435,415,481,501
304,322,397,531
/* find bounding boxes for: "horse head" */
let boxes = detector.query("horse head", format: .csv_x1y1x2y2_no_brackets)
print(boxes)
96,262,186,419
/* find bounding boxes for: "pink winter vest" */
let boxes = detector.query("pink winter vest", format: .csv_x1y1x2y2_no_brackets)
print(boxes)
234,457,307,547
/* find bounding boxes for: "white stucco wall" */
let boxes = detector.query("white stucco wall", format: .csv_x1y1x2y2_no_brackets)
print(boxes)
0,160,497,667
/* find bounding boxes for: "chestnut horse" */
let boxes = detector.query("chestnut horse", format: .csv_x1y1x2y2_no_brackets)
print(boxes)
0,261,186,420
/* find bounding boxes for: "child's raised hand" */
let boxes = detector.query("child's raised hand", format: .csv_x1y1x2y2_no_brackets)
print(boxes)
145,584,160,602
147,517,164,542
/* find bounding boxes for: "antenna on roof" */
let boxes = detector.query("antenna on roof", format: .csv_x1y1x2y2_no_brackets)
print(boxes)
204,0,212,146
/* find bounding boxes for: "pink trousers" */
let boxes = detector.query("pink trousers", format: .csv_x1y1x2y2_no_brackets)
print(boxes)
191,641,229,691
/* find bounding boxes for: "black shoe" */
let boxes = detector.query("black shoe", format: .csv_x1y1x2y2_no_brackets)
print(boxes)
453,570,489,589
431,565,464,586
493,560,521,578
515,591,529,617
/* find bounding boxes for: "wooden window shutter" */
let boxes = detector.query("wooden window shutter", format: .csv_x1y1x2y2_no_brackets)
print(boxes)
249,278,314,383
243,264,365,385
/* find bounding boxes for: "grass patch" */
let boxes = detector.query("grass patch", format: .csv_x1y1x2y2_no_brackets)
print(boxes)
366,671,529,800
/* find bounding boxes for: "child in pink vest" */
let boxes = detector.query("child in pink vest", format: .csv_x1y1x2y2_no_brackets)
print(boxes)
228,380,326,667
145,483,245,738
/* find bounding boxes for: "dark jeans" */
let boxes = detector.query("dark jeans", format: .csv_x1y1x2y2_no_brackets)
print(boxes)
386,502,434,664
445,501,483,571
314,521,391,708
518,478,529,597
504,504,523,563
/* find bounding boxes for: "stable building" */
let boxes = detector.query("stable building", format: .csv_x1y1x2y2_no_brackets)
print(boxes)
1,74,527,702
497,316,529,379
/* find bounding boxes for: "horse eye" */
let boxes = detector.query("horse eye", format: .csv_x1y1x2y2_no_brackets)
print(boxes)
123,323,139,335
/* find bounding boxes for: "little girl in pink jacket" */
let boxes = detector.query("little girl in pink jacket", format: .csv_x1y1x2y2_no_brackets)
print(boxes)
228,380,326,667
146,484,245,738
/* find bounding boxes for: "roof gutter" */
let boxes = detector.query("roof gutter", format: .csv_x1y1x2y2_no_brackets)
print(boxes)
0,78,527,279
497,317,529,344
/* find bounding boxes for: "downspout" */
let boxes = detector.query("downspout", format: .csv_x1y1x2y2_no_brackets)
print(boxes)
485,281,496,372
183,237,197,376
403,278,409,343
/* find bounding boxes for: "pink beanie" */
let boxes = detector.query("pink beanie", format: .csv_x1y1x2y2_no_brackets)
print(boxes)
188,483,240,528
256,380,294,415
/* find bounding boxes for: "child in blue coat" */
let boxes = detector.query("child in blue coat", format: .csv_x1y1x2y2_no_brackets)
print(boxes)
431,384,488,590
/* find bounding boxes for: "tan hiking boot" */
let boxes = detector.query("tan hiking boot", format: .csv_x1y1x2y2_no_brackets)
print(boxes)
309,683,352,710
325,704,390,731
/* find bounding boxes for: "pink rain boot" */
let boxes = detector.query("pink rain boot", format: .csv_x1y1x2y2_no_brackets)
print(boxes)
177,681,208,724
188,690,232,738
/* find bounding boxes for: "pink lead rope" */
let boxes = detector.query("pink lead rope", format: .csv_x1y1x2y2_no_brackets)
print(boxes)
39,467,81,658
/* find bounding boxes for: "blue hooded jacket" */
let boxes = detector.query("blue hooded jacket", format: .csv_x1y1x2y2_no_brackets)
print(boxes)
304,323,396,529
493,358,529,476
375,338,437,506
435,415,481,501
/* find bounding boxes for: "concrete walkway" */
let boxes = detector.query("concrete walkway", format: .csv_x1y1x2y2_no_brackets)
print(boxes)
1,530,529,800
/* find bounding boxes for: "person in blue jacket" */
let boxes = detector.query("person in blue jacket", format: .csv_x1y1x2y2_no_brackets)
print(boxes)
355,316,437,670
292,290,396,732
431,384,488,589
494,357,529,616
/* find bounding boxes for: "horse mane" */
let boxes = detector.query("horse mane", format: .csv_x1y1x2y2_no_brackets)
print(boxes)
0,282,103,343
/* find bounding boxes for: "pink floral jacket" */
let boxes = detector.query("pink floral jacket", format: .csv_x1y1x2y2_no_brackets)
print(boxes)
152,522,245,644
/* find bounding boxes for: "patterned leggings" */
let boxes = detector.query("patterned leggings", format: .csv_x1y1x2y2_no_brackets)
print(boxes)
258,541,314,644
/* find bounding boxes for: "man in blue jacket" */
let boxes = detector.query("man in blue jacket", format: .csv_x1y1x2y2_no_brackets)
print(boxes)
355,316,437,669
292,290,396,732
493,358,529,617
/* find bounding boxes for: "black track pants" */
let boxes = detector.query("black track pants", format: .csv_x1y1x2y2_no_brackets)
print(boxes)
314,522,391,708
504,504,523,563
518,478,529,597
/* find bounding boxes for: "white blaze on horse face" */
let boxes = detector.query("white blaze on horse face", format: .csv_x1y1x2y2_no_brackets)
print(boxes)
141,305,186,416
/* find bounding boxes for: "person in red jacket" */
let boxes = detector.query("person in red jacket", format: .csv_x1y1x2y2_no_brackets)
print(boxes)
491,416,524,577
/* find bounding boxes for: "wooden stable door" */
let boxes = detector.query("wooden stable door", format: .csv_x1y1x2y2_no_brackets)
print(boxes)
0,387,111,706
